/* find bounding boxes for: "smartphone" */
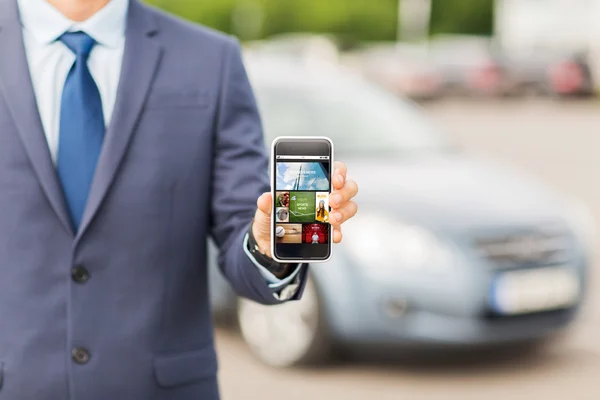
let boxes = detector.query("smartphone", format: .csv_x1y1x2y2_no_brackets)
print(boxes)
271,136,333,263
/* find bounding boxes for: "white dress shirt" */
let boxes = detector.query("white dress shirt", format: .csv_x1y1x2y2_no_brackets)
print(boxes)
18,0,127,165
18,0,300,295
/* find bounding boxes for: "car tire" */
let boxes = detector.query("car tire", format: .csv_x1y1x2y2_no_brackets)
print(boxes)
237,274,332,367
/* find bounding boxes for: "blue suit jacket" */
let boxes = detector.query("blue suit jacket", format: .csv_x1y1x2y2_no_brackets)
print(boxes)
0,0,306,398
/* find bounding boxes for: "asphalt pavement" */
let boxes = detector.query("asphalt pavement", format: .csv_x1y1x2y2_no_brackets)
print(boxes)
215,98,600,400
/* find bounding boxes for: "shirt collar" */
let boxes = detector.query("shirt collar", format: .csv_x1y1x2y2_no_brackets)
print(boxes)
17,0,129,48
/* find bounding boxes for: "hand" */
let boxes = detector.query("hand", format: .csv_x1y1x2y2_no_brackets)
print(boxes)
252,161,359,258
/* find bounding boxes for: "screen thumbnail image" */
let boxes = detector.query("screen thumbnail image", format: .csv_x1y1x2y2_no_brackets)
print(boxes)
276,162,330,191
275,207,289,222
275,224,302,244
302,224,329,244
275,191,290,208
289,192,316,223
315,192,329,223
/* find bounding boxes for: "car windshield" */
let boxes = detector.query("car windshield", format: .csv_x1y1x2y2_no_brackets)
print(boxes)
253,76,450,157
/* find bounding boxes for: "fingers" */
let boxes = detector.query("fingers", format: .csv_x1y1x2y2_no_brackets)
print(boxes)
329,201,358,225
332,161,348,190
334,161,348,180
256,192,272,216
329,179,359,208
330,163,357,246
333,226,343,243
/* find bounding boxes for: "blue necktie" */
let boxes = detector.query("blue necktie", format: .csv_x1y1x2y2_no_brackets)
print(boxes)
57,32,105,230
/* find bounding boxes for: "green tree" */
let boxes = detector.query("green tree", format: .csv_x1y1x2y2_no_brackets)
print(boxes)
430,0,494,36
145,0,494,42
146,0,399,41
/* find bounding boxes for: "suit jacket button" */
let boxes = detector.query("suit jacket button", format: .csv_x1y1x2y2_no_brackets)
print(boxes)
71,266,90,283
72,348,90,365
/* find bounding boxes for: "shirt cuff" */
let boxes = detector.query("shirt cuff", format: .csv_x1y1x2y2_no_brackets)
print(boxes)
243,233,303,289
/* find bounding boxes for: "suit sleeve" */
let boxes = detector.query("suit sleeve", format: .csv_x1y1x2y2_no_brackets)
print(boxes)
209,38,308,305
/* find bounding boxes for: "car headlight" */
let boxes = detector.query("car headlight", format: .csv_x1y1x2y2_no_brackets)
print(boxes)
566,199,596,250
342,213,454,278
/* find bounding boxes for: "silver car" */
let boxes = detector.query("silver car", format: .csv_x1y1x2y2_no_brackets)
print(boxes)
209,58,593,367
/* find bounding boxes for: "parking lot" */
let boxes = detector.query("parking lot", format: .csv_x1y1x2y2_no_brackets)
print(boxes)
215,99,600,400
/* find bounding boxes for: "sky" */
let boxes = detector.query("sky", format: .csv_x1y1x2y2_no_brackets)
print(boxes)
276,162,329,191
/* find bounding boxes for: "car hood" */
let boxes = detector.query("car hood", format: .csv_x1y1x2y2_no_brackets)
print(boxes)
346,153,570,235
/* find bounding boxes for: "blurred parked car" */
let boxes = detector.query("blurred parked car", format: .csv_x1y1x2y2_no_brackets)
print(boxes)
429,35,517,97
343,43,443,100
209,58,593,367
246,33,340,64
499,49,559,96
545,53,596,98
500,49,596,98
495,0,600,92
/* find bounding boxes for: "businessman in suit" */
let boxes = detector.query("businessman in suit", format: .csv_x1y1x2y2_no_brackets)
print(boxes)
0,0,359,399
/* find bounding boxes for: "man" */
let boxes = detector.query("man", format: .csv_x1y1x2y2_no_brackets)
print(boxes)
311,232,320,244
0,0,359,399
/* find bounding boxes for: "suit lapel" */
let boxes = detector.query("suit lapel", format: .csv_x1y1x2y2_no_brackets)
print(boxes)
0,0,74,236
75,1,163,241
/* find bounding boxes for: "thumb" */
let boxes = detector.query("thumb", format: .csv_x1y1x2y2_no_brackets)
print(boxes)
256,192,272,217
253,193,272,252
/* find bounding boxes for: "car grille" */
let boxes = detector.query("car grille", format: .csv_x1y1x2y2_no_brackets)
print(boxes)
483,308,575,321
475,231,571,268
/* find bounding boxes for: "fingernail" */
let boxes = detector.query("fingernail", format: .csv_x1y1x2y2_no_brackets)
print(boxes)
331,194,342,206
333,212,342,222
336,174,344,184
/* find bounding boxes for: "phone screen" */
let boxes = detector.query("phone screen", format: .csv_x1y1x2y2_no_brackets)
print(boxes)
273,138,332,261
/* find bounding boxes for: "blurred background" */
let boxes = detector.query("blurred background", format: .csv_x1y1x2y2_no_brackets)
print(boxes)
147,0,599,398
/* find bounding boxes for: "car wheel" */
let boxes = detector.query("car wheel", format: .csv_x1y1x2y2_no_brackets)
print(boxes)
237,275,331,367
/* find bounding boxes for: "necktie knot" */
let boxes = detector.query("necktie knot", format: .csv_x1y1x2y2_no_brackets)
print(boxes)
60,31,96,58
